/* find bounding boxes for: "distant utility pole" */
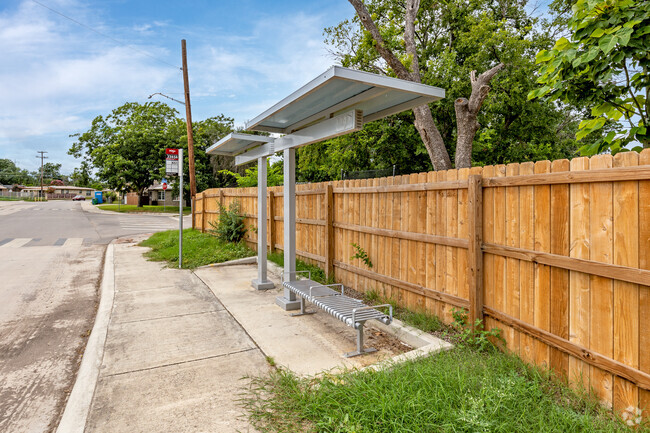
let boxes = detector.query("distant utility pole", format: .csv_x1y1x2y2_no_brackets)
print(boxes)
181,40,196,206
36,151,48,201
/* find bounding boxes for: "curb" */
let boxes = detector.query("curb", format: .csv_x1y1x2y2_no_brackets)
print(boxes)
57,243,115,433
196,256,257,268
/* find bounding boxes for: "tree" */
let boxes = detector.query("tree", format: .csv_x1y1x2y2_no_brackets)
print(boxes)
298,111,429,182
220,159,284,187
69,102,179,206
340,0,509,169
327,0,586,170
70,161,94,187
166,115,236,204
529,0,649,155
315,0,585,178
0,159,33,185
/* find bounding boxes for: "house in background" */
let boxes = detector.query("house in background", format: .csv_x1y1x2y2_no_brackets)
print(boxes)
19,186,96,200
125,181,185,207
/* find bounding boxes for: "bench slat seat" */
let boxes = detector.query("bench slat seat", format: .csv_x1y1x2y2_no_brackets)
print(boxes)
283,276,392,357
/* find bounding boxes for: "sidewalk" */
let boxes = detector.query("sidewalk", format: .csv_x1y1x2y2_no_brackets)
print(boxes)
58,237,415,432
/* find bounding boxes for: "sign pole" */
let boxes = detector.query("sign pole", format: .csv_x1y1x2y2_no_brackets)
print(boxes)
179,148,184,268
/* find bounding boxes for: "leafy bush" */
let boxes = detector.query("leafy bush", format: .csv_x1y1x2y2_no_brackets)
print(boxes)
450,308,505,352
210,200,246,242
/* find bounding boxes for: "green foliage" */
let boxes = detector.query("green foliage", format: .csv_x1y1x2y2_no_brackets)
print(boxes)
399,309,444,334
530,0,649,154
219,160,284,187
0,159,34,185
69,103,236,206
267,251,331,285
210,200,247,243
351,242,373,269
319,0,584,172
166,114,235,204
70,161,94,187
139,229,254,269
242,348,629,432
450,308,505,352
298,111,431,181
69,102,179,203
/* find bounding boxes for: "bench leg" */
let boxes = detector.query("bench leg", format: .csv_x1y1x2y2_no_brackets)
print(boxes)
290,297,316,317
344,322,377,358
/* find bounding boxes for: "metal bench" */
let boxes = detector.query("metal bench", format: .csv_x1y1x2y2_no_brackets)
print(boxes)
282,271,393,357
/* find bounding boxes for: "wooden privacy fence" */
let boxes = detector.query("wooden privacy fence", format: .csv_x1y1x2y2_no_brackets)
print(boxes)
194,150,650,421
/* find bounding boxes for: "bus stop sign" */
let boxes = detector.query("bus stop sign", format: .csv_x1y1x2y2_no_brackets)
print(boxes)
166,148,179,175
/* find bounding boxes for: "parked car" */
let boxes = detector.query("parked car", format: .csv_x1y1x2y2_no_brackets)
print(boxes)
72,195,86,201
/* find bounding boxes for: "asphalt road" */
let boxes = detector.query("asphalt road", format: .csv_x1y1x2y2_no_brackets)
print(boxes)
0,200,186,433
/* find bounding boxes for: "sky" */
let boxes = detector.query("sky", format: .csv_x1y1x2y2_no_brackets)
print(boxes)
0,0,353,174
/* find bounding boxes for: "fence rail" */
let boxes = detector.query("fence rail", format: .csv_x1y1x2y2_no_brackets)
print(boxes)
194,150,650,421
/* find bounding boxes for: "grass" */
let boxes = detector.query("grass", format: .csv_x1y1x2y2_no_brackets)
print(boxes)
267,251,331,284
139,229,254,269
0,196,41,201
98,204,191,214
241,347,634,433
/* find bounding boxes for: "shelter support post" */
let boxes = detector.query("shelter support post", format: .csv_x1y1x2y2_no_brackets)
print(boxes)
252,156,275,290
276,148,300,310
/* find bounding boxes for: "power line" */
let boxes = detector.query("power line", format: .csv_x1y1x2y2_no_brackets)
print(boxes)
31,0,182,71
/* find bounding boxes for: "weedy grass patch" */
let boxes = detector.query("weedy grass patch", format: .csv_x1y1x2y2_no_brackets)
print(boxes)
98,204,191,214
139,229,254,269
241,347,633,433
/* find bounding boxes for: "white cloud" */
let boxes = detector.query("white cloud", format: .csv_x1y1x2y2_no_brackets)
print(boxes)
0,1,348,172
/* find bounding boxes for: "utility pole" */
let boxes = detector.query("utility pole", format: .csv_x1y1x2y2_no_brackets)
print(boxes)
36,151,48,201
181,39,196,228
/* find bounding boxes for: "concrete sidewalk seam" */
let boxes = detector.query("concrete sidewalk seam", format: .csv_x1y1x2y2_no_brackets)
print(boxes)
193,270,271,361
102,347,260,378
113,309,222,325
56,242,115,433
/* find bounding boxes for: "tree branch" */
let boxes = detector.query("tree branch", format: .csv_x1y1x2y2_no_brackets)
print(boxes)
623,60,647,124
348,0,412,80
404,0,421,81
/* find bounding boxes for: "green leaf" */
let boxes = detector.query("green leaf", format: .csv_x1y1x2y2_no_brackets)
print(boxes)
553,37,571,50
604,131,617,143
590,28,605,38
638,26,650,36
572,57,582,68
598,34,618,54
623,20,642,29
535,50,554,63
579,140,602,156
616,27,633,46
582,46,600,63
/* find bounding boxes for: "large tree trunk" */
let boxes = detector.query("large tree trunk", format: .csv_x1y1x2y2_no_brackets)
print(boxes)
413,105,452,170
349,0,452,171
349,0,503,170
454,65,504,168
137,187,146,207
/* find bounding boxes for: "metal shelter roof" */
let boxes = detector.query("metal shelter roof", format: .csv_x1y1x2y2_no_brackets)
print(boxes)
206,132,274,156
206,66,445,159
247,66,445,134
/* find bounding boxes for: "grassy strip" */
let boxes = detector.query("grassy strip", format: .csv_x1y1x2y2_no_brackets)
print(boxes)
242,347,631,432
98,204,191,214
0,197,41,201
139,229,254,269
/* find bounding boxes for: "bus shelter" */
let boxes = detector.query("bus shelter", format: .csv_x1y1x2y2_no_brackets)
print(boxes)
207,66,444,310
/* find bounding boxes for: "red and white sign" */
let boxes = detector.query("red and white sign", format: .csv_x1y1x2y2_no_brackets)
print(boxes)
162,182,168,190
165,148,179,175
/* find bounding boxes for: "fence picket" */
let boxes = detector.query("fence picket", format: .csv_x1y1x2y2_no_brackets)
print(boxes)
612,152,640,416
590,154,614,407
